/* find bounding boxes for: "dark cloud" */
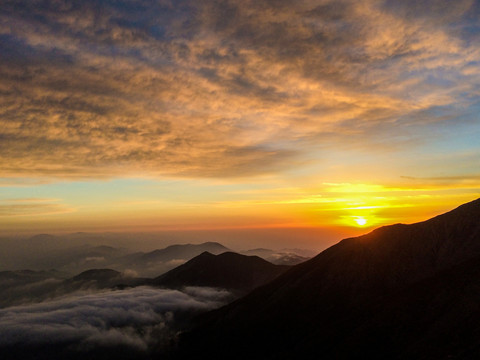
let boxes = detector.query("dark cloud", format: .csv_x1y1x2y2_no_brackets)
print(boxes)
382,0,477,24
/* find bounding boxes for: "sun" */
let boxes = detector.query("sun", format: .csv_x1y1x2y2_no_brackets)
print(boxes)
354,216,367,226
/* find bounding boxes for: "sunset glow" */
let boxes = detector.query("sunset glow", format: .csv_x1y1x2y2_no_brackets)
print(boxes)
1,0,479,249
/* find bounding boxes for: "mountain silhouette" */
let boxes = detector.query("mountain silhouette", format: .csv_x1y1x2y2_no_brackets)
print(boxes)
0,268,148,308
71,268,122,282
139,242,230,263
114,242,231,277
178,198,480,359
152,251,289,294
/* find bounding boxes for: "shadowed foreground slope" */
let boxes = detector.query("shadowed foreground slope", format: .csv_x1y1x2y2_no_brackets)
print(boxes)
178,198,480,359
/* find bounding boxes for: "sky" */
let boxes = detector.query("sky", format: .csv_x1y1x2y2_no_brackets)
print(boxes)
1,0,480,248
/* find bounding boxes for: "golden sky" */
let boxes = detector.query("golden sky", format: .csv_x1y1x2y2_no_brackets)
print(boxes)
1,0,480,247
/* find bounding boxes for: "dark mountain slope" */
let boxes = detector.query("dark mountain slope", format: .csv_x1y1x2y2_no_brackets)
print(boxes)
337,254,480,359
178,198,480,359
152,251,289,294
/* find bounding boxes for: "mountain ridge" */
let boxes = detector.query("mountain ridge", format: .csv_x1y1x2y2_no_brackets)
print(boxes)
152,251,290,294
178,197,480,359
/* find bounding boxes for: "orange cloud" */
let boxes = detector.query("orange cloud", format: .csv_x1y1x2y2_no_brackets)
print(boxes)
0,0,479,182
0,198,74,217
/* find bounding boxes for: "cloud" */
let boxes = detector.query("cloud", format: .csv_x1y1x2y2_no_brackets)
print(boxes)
0,0,479,180
0,198,74,217
0,286,231,354
165,259,187,267
400,174,480,188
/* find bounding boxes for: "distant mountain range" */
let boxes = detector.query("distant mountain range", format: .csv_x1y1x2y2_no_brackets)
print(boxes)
0,251,290,308
178,198,480,359
117,242,231,276
0,235,312,277
0,268,146,308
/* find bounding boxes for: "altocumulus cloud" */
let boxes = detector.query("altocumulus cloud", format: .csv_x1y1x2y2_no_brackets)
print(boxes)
0,286,231,353
0,0,479,179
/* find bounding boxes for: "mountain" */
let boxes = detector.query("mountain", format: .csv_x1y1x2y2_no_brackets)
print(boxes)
65,268,147,290
178,198,480,359
152,251,289,294
139,242,230,263
0,235,129,274
0,268,146,308
116,242,231,277
0,269,67,288
0,237,231,277
70,268,122,282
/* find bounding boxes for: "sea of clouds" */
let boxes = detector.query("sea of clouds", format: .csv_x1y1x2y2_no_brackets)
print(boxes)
0,286,231,357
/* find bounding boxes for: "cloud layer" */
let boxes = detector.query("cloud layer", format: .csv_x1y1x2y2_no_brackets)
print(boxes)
0,286,231,355
1,0,479,179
